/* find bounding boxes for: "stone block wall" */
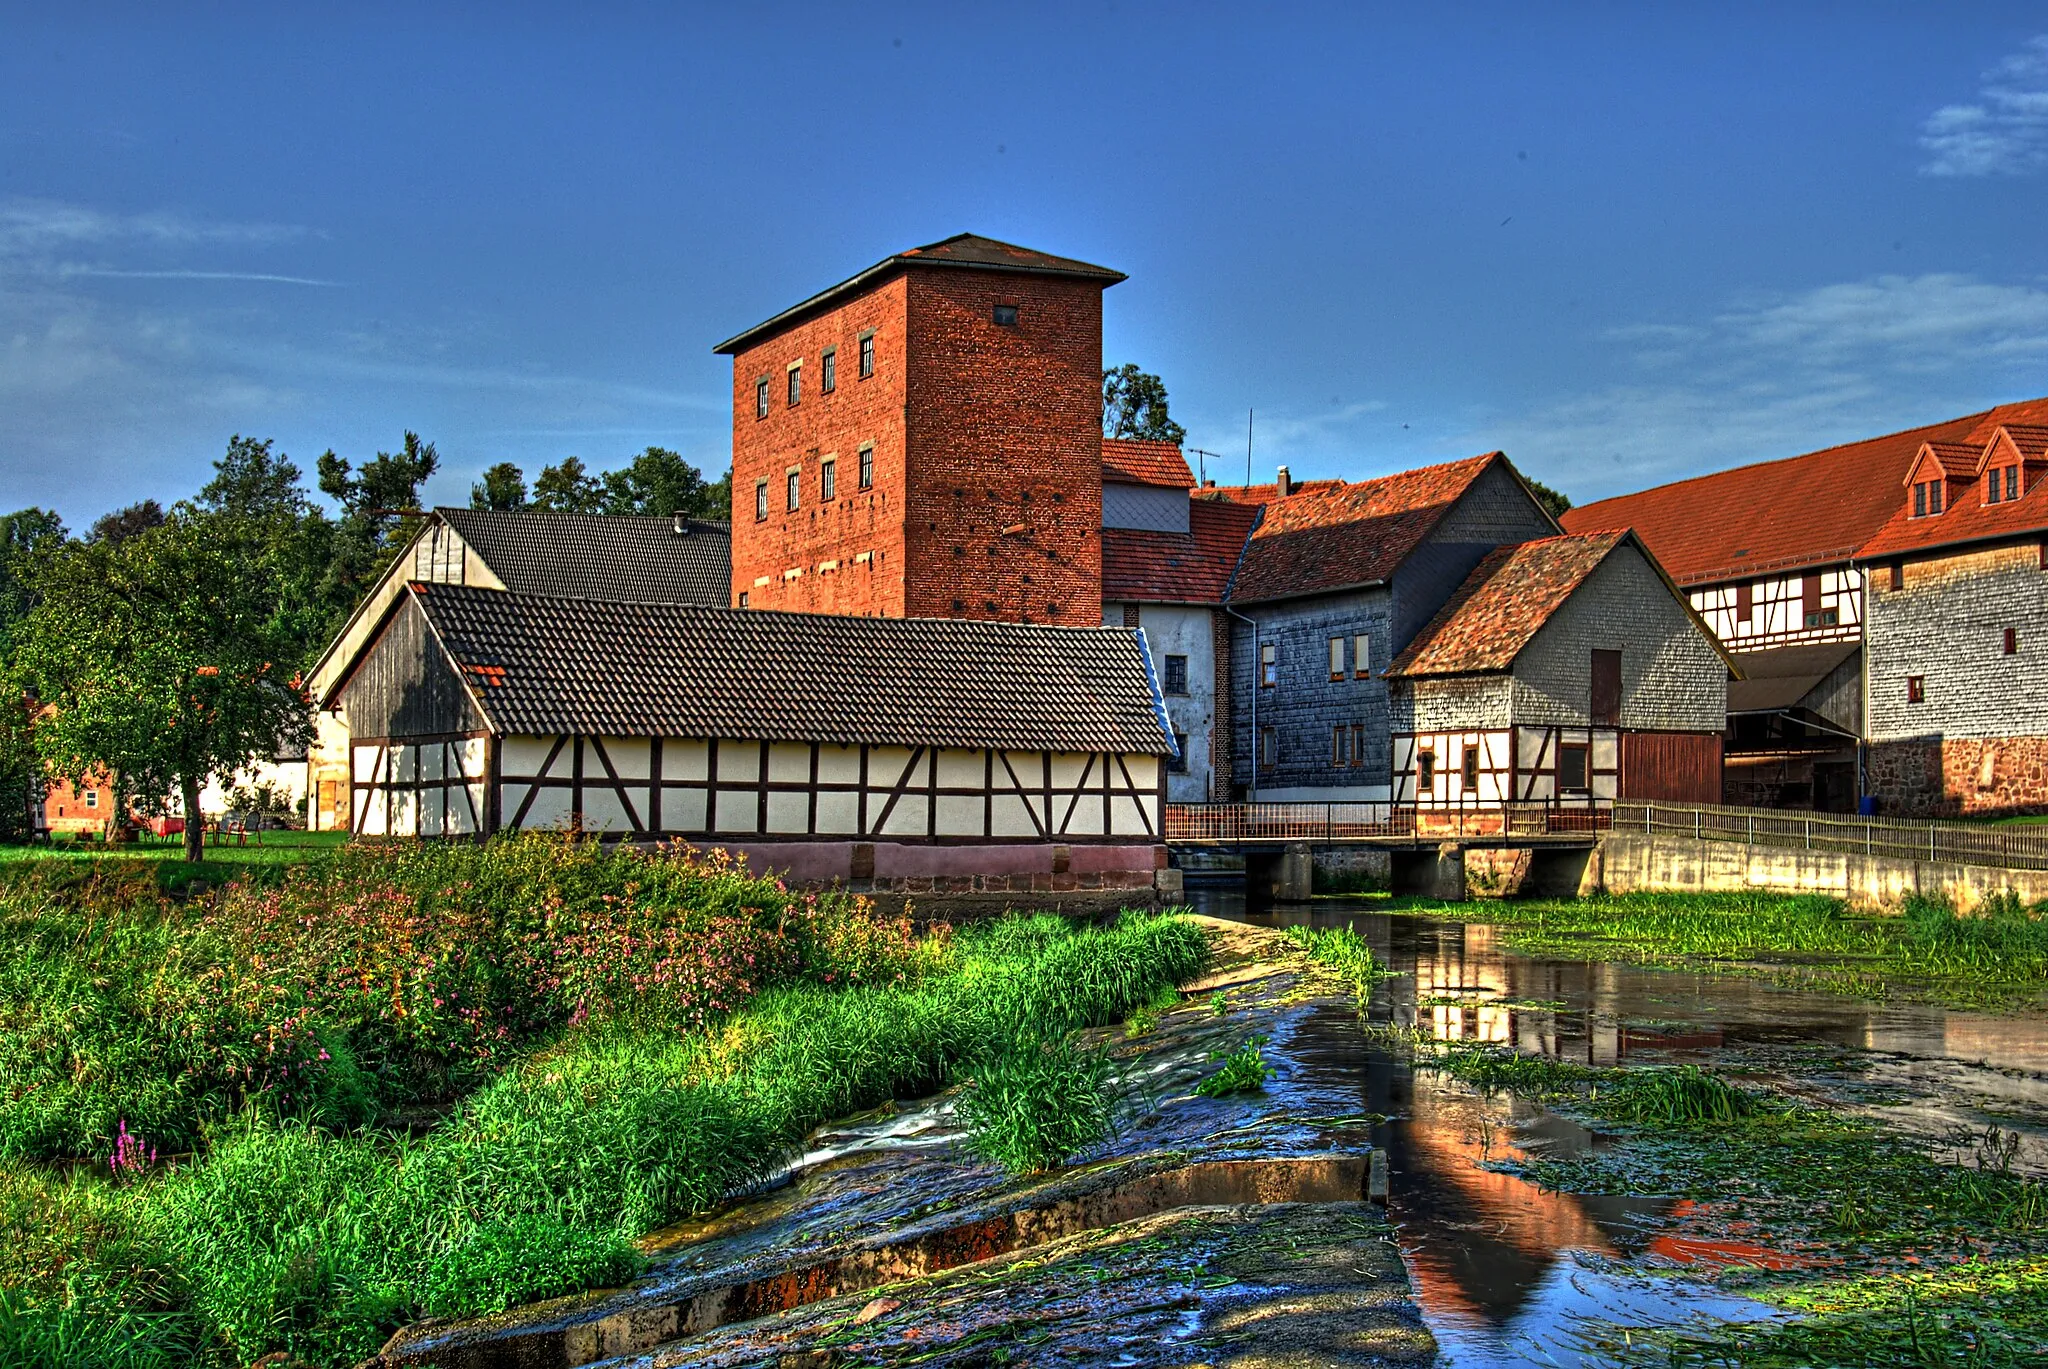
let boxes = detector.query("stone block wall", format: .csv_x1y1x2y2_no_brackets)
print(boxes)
1868,735,2048,816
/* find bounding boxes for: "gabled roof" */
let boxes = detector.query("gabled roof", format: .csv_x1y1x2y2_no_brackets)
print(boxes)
436,507,731,608
1909,442,1983,483
1102,438,1195,489
1103,499,1262,605
1983,424,2048,469
1195,477,1348,505
1561,396,2048,585
395,582,1174,754
1228,453,1503,604
1386,531,1630,677
713,233,1125,355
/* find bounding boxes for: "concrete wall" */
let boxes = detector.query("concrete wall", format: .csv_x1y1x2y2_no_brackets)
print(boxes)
1592,829,2048,910
1513,543,1728,732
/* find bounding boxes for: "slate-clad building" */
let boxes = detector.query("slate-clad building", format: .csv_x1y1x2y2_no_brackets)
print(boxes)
325,582,1176,896
303,508,731,832
1211,453,1560,801
1383,531,1732,821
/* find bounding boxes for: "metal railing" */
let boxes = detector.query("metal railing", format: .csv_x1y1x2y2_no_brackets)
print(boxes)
1615,800,2048,872
1164,800,1612,844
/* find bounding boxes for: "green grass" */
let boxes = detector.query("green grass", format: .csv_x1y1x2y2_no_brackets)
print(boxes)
1194,1037,1272,1097
0,886,1209,1368
1391,889,2048,1011
1283,922,1396,1001
956,1032,1118,1175
0,831,346,893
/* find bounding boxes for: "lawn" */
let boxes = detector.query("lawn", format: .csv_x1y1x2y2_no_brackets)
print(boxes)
0,831,347,892
0,834,1208,1368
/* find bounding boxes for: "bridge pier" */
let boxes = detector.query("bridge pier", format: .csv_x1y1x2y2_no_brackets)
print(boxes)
1245,842,1316,901
1390,843,1467,901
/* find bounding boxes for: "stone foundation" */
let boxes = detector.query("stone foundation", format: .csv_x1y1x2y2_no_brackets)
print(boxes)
708,840,1170,918
1868,736,2048,818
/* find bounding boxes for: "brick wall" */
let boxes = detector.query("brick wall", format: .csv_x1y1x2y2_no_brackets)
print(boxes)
1867,737,2048,817
902,271,1104,624
728,276,911,616
1512,544,1728,732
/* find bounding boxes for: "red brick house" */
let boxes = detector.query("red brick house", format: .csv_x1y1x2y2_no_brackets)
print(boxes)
42,772,117,835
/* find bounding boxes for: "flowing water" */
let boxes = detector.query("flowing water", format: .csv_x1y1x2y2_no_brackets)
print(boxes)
1190,886,2048,1367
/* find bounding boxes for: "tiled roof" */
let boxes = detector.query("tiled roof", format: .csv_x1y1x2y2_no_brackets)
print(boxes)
1229,454,1502,603
1561,396,2048,585
1856,418,2048,561
1195,478,1348,505
1987,424,2048,466
404,582,1174,754
714,233,1125,354
437,508,731,607
1103,499,1262,605
1386,531,1628,677
1916,442,1983,480
1102,438,1195,489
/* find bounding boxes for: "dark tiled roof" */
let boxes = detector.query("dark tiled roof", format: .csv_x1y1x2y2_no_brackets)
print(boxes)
1386,531,1629,677
1229,454,1501,603
1103,499,1261,605
1856,415,2048,561
1561,396,2048,585
1102,438,1194,489
406,583,1173,753
714,233,1125,354
437,508,730,607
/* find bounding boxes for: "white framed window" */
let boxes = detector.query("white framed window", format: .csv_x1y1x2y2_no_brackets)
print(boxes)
1260,643,1277,687
755,377,770,419
821,347,836,393
754,479,768,521
821,458,836,501
1328,637,1345,680
1354,634,1371,677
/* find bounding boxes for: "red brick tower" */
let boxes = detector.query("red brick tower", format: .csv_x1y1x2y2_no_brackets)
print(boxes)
715,234,1121,624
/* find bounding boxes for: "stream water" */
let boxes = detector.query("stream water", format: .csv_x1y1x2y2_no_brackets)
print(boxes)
1191,887,2048,1367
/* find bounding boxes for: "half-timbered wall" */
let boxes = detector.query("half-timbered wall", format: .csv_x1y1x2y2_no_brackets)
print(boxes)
1391,726,1618,808
1688,567,1862,650
351,736,489,836
491,736,1162,842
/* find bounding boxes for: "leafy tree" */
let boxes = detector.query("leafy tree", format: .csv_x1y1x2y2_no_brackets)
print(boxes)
14,513,311,862
1524,476,1573,522
0,508,68,639
1101,364,1187,445
316,432,439,638
195,435,311,521
599,447,725,519
471,462,529,511
88,500,167,546
0,509,66,842
532,457,604,513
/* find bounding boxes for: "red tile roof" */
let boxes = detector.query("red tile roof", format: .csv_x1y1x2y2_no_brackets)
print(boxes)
1987,424,2048,467
1915,442,1983,481
1195,478,1348,505
1857,419,2048,561
1102,438,1195,489
1229,454,1504,604
1387,532,1630,677
1561,398,2048,585
1102,499,1262,605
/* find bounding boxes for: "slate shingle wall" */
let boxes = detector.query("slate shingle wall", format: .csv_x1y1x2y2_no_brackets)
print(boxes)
1510,544,1727,731
1867,542,2048,742
1229,588,1392,795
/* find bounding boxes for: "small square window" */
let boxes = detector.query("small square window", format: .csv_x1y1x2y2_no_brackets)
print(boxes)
1168,731,1189,773
1328,636,1345,680
1907,675,1926,705
2005,627,2018,655
787,364,801,407
1259,727,1277,768
821,459,836,501
1417,749,1436,793
992,304,1018,327
85,789,99,809
1890,562,1904,591
754,479,768,522
1163,654,1189,695
786,470,801,512
1354,634,1371,677
737,591,749,608
1260,643,1277,687
1558,743,1590,792
755,378,770,420
858,333,875,378
821,348,836,393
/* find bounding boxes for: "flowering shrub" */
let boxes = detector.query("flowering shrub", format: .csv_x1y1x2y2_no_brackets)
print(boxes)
0,834,921,1160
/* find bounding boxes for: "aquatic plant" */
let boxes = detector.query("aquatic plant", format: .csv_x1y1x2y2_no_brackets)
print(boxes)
1283,922,1394,1001
1194,1038,1272,1097
956,1033,1118,1175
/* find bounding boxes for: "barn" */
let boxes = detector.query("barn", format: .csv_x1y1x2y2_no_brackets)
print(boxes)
1383,530,1734,826
322,582,1178,900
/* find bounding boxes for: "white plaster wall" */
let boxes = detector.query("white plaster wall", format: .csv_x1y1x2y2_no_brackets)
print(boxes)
1108,602,1217,802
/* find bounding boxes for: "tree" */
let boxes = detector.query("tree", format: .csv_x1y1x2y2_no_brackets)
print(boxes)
471,462,529,511
599,447,724,518
14,513,311,862
195,435,311,521
531,457,604,513
88,500,167,546
0,509,66,842
1524,476,1573,522
316,432,439,639
1102,364,1187,445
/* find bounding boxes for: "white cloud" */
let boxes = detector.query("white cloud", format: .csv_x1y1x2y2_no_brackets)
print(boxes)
1920,36,2048,176
0,198,309,258
1476,273,2048,501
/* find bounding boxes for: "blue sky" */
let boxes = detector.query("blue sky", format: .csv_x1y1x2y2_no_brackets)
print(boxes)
4,3,2048,526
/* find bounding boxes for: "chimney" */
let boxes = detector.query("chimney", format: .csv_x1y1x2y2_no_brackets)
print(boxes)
671,513,689,536
1276,465,1293,497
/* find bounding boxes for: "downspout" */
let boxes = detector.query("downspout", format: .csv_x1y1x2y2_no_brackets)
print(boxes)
1224,604,1259,802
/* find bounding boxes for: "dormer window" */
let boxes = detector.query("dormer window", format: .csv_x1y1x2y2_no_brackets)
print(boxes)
1989,470,2002,504
1912,480,1944,518
2007,466,2020,502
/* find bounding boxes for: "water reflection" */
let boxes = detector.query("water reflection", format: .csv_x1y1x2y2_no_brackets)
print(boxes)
1186,885,2048,1365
